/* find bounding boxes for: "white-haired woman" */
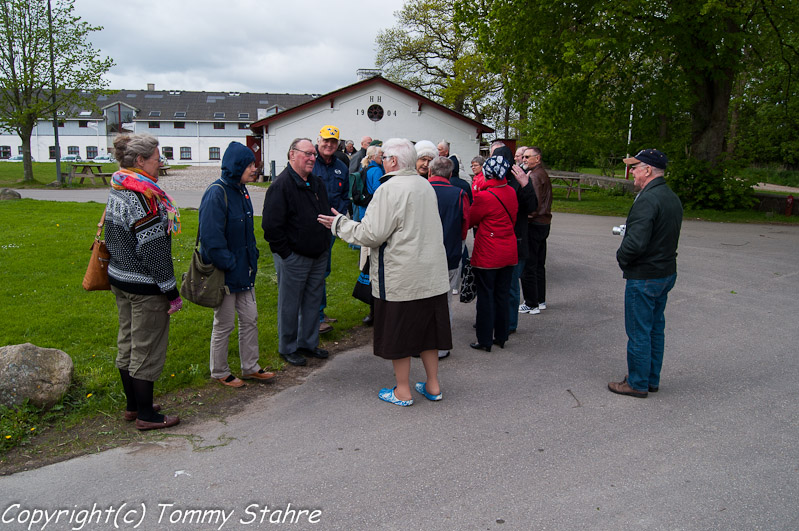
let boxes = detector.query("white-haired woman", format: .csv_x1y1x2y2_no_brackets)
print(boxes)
318,138,452,406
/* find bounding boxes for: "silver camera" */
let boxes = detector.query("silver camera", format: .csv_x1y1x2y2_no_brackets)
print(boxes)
612,224,626,236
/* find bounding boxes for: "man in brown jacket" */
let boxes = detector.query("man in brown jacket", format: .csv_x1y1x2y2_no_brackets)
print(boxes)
519,147,552,315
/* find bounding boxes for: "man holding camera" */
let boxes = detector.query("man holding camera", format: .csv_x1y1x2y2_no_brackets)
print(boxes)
609,149,683,398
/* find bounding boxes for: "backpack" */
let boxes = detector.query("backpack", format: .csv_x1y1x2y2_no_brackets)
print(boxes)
351,170,373,207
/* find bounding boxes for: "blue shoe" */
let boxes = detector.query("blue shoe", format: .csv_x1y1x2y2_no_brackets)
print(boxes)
415,382,442,401
378,387,413,406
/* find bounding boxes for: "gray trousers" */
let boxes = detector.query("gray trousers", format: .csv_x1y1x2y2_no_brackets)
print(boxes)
210,289,261,379
273,251,328,355
111,285,170,382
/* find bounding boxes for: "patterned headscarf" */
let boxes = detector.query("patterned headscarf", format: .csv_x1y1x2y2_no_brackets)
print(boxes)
483,155,511,180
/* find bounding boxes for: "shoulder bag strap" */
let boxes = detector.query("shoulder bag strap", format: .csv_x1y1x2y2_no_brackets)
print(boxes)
95,208,107,241
196,183,228,250
487,189,513,224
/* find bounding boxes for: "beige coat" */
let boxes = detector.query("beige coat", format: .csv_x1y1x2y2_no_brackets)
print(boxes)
331,169,450,302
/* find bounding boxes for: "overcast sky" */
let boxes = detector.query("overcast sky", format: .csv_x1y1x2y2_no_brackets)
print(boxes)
72,0,407,95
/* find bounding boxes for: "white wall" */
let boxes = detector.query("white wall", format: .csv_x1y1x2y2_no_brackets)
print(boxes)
262,84,483,175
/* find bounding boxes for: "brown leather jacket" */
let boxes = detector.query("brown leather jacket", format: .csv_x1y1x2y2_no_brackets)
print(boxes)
528,163,552,224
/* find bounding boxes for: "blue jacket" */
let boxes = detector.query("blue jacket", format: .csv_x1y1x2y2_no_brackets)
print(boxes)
198,142,259,293
314,151,350,214
365,160,384,194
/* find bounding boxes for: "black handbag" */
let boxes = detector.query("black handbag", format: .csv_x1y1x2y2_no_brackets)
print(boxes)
352,260,373,305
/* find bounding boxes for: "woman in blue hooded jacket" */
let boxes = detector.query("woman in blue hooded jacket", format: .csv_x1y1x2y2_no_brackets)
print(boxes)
199,142,275,387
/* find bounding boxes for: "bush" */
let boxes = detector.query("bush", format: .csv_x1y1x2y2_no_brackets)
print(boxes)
666,158,757,211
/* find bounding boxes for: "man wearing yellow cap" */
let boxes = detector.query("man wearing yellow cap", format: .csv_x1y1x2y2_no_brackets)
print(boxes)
314,125,350,332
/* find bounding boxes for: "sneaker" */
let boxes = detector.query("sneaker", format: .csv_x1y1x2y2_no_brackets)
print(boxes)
538,302,546,310
519,304,540,315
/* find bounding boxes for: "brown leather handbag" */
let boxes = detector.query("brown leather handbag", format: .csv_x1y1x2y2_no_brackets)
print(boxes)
82,209,111,291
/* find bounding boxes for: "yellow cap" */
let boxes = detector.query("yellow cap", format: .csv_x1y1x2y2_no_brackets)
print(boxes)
319,125,340,140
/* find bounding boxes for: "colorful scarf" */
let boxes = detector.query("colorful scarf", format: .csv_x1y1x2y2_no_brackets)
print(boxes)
111,168,181,234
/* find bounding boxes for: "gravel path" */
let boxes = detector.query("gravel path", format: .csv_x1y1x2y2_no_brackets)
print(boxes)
156,166,223,192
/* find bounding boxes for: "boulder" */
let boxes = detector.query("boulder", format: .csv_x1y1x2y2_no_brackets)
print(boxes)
0,188,22,200
0,343,73,409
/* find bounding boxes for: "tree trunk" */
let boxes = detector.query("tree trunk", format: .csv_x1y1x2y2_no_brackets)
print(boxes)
690,69,733,165
20,121,35,183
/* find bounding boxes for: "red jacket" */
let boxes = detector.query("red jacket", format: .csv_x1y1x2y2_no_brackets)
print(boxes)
468,180,518,268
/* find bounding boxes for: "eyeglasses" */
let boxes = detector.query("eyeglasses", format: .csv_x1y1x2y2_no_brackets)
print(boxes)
292,148,317,158
523,154,539,159
382,155,394,161
630,163,647,170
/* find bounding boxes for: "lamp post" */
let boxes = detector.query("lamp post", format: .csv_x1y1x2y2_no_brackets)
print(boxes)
47,0,62,184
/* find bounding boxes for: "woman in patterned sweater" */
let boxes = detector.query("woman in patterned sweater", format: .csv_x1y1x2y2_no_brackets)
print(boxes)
105,133,182,431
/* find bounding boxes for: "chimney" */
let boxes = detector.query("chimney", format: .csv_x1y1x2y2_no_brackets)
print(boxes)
147,83,155,91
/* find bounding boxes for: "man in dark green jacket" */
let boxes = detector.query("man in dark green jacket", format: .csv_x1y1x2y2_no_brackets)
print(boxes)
609,149,683,398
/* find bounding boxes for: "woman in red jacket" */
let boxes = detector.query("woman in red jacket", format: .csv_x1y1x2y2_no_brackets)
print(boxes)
468,156,518,351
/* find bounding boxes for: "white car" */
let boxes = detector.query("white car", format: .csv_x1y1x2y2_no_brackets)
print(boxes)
61,155,83,163
4,155,27,162
93,154,116,163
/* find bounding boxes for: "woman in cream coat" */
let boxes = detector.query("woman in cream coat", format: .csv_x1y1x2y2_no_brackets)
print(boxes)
318,138,452,407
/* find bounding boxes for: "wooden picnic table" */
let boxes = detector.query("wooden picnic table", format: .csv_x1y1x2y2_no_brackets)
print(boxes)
68,163,112,186
159,166,171,176
548,171,582,200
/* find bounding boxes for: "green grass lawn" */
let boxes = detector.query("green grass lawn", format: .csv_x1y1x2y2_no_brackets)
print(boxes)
0,200,365,453
0,162,189,188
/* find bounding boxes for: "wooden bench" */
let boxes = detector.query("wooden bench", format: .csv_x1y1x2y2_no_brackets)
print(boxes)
548,171,583,200
67,163,110,186
159,166,171,176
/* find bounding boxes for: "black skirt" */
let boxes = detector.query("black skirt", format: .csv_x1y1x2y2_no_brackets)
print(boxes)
373,293,453,360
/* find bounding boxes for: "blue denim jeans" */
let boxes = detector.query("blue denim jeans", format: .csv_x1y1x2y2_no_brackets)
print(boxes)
625,274,677,392
508,259,526,332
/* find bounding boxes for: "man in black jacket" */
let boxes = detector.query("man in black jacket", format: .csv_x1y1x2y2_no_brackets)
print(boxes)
609,149,683,398
262,138,332,366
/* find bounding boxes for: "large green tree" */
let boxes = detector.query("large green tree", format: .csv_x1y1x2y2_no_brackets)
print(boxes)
457,0,799,168
0,0,113,182
376,0,506,129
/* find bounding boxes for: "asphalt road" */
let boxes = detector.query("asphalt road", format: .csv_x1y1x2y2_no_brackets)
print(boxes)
1,192,798,530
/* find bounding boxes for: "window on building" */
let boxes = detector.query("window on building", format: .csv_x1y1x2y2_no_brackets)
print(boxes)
180,147,191,160
162,147,174,160
149,111,161,117
238,113,249,119
49,146,57,159
18,146,23,155
213,122,225,130
87,146,98,159
209,147,221,160
213,112,225,119
68,146,80,156
57,121,64,128
174,122,185,129
149,121,160,128
238,123,249,130
0,146,11,159
174,111,186,118
79,121,88,128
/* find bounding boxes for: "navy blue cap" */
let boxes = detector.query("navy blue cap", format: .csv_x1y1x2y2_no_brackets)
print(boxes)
623,149,668,170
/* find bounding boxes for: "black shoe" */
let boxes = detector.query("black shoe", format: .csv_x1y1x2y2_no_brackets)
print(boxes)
469,342,491,352
508,329,516,335
492,339,505,348
280,351,307,366
298,347,329,359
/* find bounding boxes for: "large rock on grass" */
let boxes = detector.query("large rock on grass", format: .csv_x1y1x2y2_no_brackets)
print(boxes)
0,343,73,409
0,188,22,200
